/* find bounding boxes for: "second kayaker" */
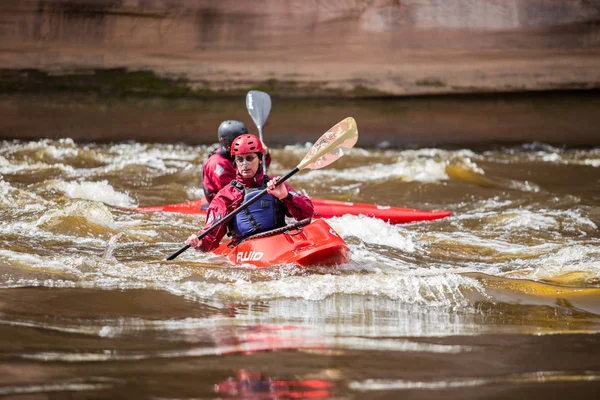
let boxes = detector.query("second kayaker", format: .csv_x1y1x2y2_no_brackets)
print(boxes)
202,120,271,204
186,134,313,252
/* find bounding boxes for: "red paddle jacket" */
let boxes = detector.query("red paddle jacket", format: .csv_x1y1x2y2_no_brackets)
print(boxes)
195,168,314,252
202,148,272,203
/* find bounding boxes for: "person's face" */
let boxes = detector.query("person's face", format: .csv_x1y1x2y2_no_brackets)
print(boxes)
235,153,260,179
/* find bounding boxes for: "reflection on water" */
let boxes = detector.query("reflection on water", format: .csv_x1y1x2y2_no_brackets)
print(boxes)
215,369,337,399
1,139,600,397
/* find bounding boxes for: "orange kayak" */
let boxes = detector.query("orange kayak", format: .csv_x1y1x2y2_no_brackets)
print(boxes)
135,198,451,225
213,219,350,267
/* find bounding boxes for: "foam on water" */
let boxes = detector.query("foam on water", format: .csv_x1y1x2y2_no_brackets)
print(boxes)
328,215,418,252
527,245,600,280
546,208,598,235
446,156,542,192
488,210,558,231
37,199,116,230
108,142,200,161
454,156,486,174
344,242,405,271
0,249,78,274
432,231,559,257
0,179,48,211
0,160,77,175
172,271,485,306
29,138,82,160
281,146,484,183
297,157,449,183
186,186,205,201
102,142,201,175
54,180,137,207
0,139,87,174
454,207,597,238
483,143,600,167
349,371,600,392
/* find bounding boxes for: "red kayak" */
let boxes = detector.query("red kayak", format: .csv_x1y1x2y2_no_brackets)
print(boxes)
135,198,450,224
213,219,350,267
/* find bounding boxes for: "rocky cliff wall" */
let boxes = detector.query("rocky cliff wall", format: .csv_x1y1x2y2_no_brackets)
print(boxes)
2,0,600,96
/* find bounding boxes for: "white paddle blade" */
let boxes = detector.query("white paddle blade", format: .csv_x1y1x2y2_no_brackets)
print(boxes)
297,117,359,170
246,90,272,129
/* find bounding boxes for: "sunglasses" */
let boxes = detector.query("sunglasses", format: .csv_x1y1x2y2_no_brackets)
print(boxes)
235,155,258,164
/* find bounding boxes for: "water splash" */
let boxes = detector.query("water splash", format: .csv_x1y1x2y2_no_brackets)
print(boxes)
54,180,137,207
103,232,124,260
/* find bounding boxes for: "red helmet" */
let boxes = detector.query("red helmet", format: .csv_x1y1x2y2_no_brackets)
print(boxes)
230,134,264,156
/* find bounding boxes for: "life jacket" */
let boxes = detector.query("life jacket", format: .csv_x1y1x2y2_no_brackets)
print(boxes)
230,179,286,239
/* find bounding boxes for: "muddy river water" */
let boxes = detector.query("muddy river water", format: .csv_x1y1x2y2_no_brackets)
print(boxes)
1,138,600,398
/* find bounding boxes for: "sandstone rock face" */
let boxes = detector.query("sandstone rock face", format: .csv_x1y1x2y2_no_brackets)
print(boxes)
2,0,599,96
1,0,599,145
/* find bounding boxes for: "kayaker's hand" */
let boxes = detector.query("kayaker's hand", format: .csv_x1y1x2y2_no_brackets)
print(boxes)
267,176,288,200
185,234,204,251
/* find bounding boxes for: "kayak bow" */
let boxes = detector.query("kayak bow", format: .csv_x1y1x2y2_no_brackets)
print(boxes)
213,219,350,267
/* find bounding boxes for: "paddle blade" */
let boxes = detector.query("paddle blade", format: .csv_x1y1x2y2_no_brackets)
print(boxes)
246,90,272,130
297,117,358,170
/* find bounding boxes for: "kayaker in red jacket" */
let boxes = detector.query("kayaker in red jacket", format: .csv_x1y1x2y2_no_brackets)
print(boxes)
187,134,313,252
202,120,271,203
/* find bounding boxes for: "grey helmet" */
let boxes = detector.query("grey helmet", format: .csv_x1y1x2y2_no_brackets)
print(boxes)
218,120,248,151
